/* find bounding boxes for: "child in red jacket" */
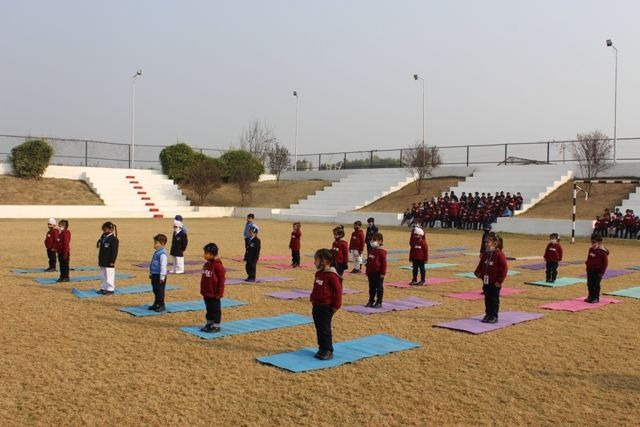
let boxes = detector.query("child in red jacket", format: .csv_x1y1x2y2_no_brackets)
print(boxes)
289,222,302,267
474,232,508,323
200,243,226,333
331,226,349,276
349,221,365,273
543,233,563,283
365,232,387,308
409,227,429,285
44,218,59,271
56,219,71,282
310,248,343,361
585,234,609,303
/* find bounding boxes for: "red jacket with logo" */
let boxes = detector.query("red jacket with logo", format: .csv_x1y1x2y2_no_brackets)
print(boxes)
366,247,387,276
543,242,563,262
585,246,609,274
45,228,59,251
56,229,71,258
332,239,349,264
200,258,226,298
310,267,343,310
289,229,301,251
474,249,508,285
349,229,365,252
409,235,428,262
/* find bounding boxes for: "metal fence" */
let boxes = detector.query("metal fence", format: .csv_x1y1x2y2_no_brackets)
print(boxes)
1,133,639,171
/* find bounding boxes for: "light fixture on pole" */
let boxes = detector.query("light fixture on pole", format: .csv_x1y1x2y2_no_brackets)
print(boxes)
606,39,617,163
131,69,143,169
293,90,299,171
413,74,425,151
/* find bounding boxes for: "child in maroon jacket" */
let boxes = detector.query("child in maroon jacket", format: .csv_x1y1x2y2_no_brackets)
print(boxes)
44,218,59,271
289,222,302,267
543,233,563,283
349,221,365,273
474,232,508,323
365,232,387,308
56,219,71,282
200,243,226,333
409,227,428,285
310,248,343,361
331,226,349,276
585,234,609,303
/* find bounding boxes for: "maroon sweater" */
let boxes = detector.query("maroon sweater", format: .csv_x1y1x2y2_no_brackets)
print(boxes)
200,259,226,298
585,246,609,274
45,228,59,251
543,242,563,262
409,235,428,262
289,229,301,251
366,247,387,276
332,239,349,264
349,229,365,252
310,268,343,309
474,249,508,285
56,229,71,258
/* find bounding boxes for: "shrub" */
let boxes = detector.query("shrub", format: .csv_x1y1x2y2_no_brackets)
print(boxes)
9,139,54,178
159,143,202,182
183,156,224,205
220,150,264,205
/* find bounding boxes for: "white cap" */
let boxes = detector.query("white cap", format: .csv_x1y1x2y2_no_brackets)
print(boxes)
48,218,57,225
173,220,183,228
413,227,424,236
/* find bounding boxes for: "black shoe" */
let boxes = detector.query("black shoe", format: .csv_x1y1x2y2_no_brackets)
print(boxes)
351,269,360,274
200,324,220,333
372,302,383,309
486,316,498,324
313,351,322,359
245,278,256,283
148,304,159,310
97,289,106,295
317,351,333,361
153,305,166,312
590,298,599,304
103,290,114,295
481,315,489,323
365,301,374,307
44,268,56,272
410,280,418,286
59,277,70,283
417,280,425,286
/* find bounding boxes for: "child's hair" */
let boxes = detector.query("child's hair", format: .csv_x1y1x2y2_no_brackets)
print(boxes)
372,232,383,243
248,226,258,234
367,217,375,223
293,221,300,227
153,234,168,245
174,214,183,221
102,221,118,237
203,242,219,256
591,234,603,243
59,219,69,228
487,232,503,249
247,213,255,219
314,248,334,264
549,233,559,240
354,220,362,227
333,226,345,238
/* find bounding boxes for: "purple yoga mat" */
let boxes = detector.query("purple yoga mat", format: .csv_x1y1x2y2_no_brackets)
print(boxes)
226,276,294,285
444,287,525,301
386,278,458,288
134,260,203,268
168,267,238,275
518,262,569,271
434,311,543,334
538,296,621,312
579,269,634,279
265,288,362,300
344,296,440,315
267,262,316,270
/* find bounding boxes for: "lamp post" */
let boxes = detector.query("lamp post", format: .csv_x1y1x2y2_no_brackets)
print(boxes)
293,90,299,171
131,69,142,168
606,39,617,163
413,74,425,151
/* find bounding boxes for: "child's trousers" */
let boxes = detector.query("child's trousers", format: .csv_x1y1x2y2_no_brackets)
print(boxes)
100,267,115,291
367,273,384,304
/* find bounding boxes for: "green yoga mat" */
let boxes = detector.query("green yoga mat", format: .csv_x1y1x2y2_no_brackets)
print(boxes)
605,286,640,299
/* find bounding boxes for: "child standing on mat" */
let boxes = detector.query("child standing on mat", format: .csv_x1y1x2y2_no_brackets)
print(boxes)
365,232,387,308
149,234,168,312
310,248,343,361
200,243,226,333
289,222,301,268
97,221,119,295
349,220,365,273
543,233,563,283
44,217,59,271
585,234,609,303
56,219,71,282
244,226,261,282
365,217,379,257
331,226,349,276
409,227,428,286
170,220,188,274
474,233,508,323
243,213,259,239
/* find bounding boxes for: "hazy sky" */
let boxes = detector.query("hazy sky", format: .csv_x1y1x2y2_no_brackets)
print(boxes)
1,1,639,157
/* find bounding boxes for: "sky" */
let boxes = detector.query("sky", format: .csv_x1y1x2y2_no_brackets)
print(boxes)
1,0,639,159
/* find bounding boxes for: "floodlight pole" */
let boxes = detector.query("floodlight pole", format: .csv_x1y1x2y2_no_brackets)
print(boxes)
413,74,425,152
606,40,618,163
293,91,299,171
131,69,142,169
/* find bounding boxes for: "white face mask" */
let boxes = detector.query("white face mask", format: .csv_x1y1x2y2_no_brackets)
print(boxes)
58,226,65,231
370,241,379,249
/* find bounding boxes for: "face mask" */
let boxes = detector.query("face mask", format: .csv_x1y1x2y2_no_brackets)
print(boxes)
370,241,379,248
59,226,65,231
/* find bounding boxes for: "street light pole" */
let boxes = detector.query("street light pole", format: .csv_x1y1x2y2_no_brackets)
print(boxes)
293,90,299,171
131,69,142,168
413,74,425,151
606,39,617,163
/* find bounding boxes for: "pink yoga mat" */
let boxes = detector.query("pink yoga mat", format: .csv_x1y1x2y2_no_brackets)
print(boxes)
538,296,621,312
231,255,290,263
386,278,458,288
265,288,363,300
445,287,525,301
267,262,316,270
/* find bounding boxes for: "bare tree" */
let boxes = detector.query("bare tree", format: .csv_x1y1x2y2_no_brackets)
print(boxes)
183,156,223,205
239,120,277,163
402,143,442,194
571,131,613,189
267,142,291,183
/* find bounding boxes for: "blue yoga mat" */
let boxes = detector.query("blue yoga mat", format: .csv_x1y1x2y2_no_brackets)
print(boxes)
456,271,520,279
524,277,586,287
72,284,180,299
605,286,640,299
180,313,312,339
256,334,420,373
119,298,246,317
34,273,135,285
13,266,98,274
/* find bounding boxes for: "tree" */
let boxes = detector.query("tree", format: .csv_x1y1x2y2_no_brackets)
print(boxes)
9,139,54,178
159,142,201,182
239,120,277,163
571,131,613,189
267,142,291,183
221,150,264,206
402,143,442,194
183,156,224,205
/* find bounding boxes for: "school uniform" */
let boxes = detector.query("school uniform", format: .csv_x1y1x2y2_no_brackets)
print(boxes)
244,236,261,281
310,267,343,355
331,238,349,276
56,229,71,280
149,246,168,308
201,258,226,327
97,232,119,292
365,224,379,253
349,229,365,272
289,228,301,266
543,242,563,283
409,235,429,284
170,228,188,273
44,227,59,270
585,245,609,302
474,248,508,321
365,247,387,306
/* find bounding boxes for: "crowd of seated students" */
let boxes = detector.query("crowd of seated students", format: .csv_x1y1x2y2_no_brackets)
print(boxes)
400,190,524,230
593,207,640,239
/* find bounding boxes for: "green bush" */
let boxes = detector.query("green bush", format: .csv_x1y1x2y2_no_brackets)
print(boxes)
159,143,203,182
9,139,54,178
220,150,264,205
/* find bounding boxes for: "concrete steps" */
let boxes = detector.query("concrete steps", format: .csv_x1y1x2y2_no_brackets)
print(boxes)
617,185,640,213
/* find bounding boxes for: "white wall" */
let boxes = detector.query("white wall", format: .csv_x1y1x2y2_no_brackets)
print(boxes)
493,217,595,237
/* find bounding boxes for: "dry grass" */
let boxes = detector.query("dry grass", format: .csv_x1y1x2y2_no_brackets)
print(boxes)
359,178,462,212
0,176,103,205
1,218,639,426
180,180,330,207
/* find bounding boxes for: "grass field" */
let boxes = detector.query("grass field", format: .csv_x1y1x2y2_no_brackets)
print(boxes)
1,218,639,426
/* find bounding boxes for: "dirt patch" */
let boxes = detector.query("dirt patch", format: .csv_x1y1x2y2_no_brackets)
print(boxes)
0,176,103,205
359,177,463,212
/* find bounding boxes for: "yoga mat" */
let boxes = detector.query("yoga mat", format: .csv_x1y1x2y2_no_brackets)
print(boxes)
444,287,525,301
579,269,634,279
344,296,440,315
605,286,640,299
119,298,246,317
429,253,458,259
524,277,586,287
386,278,458,288
627,266,640,271
12,266,97,274
507,256,544,261
134,260,202,268
226,276,294,285
518,262,569,271
434,311,544,334
72,284,180,299
231,255,290,262
181,313,313,339
386,249,409,255
434,247,467,252
456,271,520,279
265,288,362,300
256,334,420,373
267,262,316,270
538,297,621,312
34,273,135,285
399,262,459,270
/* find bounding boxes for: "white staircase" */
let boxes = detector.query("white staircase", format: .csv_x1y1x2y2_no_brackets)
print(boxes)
276,168,414,222
617,185,640,213
446,164,574,215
